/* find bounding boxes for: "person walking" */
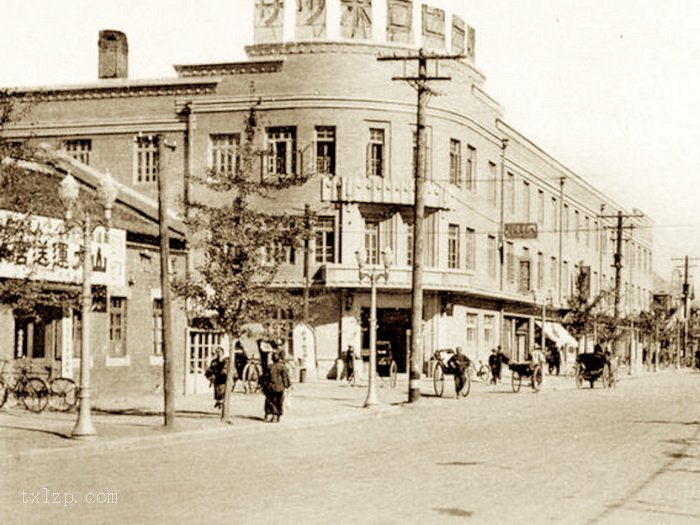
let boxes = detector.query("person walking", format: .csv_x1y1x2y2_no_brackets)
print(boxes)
205,347,228,409
448,347,470,398
344,345,356,385
263,352,291,422
488,347,503,385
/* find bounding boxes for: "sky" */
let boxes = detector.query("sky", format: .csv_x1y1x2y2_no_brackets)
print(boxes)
2,0,699,280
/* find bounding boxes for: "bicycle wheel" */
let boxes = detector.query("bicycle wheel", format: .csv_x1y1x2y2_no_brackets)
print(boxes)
433,365,445,397
0,378,8,409
511,371,521,393
21,377,49,413
477,364,490,383
459,372,471,397
389,361,397,388
531,365,543,392
244,364,260,394
49,378,78,411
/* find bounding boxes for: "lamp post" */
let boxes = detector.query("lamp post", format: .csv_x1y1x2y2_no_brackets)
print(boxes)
58,171,118,439
355,246,392,408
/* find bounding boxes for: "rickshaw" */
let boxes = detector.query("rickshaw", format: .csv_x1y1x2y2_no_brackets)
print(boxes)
432,349,471,398
508,361,543,393
376,341,398,388
575,352,615,389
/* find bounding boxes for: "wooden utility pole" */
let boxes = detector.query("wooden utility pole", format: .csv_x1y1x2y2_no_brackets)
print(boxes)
600,210,643,361
671,255,698,368
303,204,311,323
378,49,463,403
156,134,177,429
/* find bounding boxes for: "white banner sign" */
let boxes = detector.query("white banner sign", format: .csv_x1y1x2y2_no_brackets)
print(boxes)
0,210,126,287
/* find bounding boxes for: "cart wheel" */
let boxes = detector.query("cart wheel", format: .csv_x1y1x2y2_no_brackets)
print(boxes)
511,371,521,393
433,364,445,397
532,365,543,392
0,378,8,409
243,364,260,394
460,372,471,397
389,361,398,388
575,367,584,389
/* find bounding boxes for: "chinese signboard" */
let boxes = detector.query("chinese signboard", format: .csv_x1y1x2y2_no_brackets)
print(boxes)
504,223,538,240
0,210,126,287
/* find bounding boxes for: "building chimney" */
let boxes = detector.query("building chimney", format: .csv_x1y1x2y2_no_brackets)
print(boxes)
98,30,128,79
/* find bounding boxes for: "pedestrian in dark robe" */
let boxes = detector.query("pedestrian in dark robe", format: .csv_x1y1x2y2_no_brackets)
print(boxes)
264,352,291,422
448,347,470,397
205,347,228,409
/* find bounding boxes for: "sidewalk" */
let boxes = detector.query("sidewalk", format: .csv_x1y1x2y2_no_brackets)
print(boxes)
0,378,410,462
0,367,676,461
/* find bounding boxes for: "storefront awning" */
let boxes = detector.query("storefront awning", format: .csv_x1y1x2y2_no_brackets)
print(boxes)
535,321,578,348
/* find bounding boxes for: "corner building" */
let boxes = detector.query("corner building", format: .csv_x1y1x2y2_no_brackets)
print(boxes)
4,1,653,388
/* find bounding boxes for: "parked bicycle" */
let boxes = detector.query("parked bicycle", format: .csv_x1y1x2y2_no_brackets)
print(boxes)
44,366,78,412
0,359,50,413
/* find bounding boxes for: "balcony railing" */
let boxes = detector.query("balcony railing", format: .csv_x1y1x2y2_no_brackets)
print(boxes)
320,176,448,208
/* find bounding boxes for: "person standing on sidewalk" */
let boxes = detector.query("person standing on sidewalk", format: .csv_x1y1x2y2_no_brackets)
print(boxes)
205,347,228,409
265,352,291,422
489,347,503,385
345,345,356,385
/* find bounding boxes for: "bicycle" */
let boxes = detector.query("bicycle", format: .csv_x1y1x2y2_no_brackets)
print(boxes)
44,366,78,412
471,360,491,383
0,359,50,413
241,358,263,394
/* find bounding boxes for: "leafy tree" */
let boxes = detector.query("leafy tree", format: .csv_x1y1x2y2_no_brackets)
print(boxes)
175,103,313,420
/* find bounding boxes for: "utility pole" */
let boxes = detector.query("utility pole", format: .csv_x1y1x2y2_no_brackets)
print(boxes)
600,210,643,363
671,255,698,368
156,134,177,429
303,204,312,323
378,49,464,403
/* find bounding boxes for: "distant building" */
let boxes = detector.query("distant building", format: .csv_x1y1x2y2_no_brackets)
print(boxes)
3,0,653,387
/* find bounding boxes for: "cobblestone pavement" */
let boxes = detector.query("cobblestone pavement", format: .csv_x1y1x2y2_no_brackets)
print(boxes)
2,370,698,524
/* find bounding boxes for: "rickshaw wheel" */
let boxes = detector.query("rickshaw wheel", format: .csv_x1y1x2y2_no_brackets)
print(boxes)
389,361,398,388
575,367,584,389
460,372,471,397
433,364,445,397
511,372,521,393
531,365,543,392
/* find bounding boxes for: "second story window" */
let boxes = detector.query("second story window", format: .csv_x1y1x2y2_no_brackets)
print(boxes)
135,139,158,184
449,139,461,186
315,126,336,175
364,221,380,264
448,224,460,269
465,227,476,271
314,217,336,263
488,161,497,204
209,134,239,177
267,127,296,176
64,139,92,165
368,128,385,177
487,235,497,279
506,241,515,283
522,180,531,221
465,145,476,191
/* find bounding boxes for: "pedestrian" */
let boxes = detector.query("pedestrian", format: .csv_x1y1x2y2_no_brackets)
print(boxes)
488,347,502,385
345,345,356,385
205,347,228,409
233,340,248,384
264,352,291,422
448,347,470,397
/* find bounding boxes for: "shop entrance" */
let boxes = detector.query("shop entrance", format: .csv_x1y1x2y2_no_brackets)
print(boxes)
360,308,411,373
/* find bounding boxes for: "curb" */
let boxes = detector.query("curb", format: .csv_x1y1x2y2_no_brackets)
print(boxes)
1,402,404,463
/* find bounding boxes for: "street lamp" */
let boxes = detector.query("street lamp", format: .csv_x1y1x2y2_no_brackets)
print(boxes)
59,171,118,439
355,246,392,407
